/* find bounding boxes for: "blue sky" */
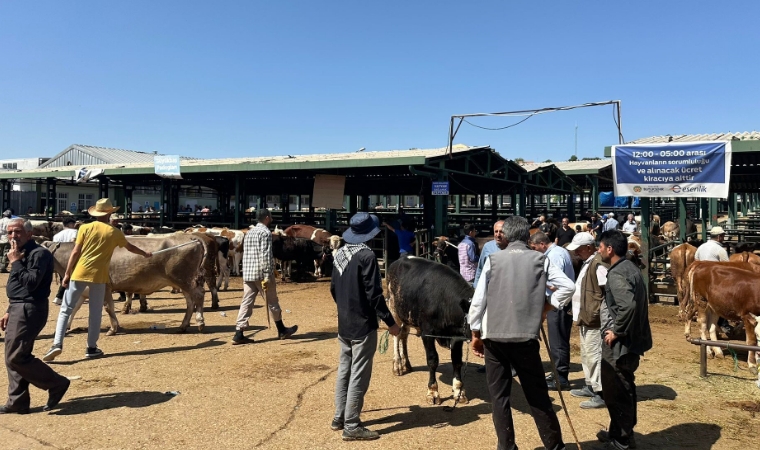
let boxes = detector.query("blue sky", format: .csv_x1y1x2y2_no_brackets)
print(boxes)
2,1,758,162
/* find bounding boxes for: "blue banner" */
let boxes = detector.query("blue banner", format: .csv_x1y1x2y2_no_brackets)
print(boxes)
432,181,449,195
612,141,732,198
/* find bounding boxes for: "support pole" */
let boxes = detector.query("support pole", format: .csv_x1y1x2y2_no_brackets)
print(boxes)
678,197,687,242
700,198,708,241
741,193,748,217
641,197,651,301
518,184,526,217
234,174,241,229
591,177,599,212
46,177,57,219
728,191,737,226
699,342,707,378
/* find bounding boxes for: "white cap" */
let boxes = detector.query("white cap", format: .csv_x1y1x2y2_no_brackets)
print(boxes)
709,226,726,236
566,232,596,251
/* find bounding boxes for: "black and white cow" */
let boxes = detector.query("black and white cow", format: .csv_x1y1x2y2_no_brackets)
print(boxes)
433,236,460,272
386,255,474,405
271,234,320,281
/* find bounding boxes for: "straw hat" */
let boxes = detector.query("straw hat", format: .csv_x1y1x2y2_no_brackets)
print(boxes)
88,198,120,217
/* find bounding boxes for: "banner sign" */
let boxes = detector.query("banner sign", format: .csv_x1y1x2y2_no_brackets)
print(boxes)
154,155,182,179
611,141,731,198
432,181,449,195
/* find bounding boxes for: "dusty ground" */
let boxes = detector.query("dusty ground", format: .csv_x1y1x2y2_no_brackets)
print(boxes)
1,273,759,450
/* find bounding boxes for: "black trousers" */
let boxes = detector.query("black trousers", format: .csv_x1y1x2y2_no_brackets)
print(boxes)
547,304,573,382
601,344,640,447
485,339,565,450
4,302,69,410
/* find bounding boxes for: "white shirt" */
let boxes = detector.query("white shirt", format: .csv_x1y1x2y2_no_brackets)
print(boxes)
622,221,638,233
53,228,78,243
571,253,608,321
468,255,576,336
694,239,729,262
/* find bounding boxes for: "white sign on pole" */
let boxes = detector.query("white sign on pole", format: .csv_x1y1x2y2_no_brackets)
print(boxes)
611,141,732,198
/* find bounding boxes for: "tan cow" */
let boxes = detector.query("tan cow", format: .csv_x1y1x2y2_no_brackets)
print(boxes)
669,243,697,305
44,234,208,334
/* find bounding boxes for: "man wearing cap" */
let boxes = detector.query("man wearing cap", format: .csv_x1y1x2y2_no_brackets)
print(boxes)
331,212,400,441
694,226,731,335
694,226,729,262
43,198,153,361
0,210,12,273
567,232,609,409
233,208,298,344
603,213,619,232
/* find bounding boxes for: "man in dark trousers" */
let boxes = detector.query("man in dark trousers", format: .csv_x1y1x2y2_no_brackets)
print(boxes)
596,230,652,449
1,219,70,414
331,212,400,441
469,216,575,450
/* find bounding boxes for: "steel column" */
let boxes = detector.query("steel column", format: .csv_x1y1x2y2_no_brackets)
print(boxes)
741,193,748,217
1,180,10,212
678,197,687,242
700,198,709,241
234,174,241,229
641,197,651,300
46,177,57,219
567,193,575,221
728,191,737,225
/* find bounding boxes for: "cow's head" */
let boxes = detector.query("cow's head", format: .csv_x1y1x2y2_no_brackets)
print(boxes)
329,235,342,250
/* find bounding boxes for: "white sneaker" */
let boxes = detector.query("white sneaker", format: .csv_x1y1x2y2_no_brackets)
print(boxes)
53,297,62,306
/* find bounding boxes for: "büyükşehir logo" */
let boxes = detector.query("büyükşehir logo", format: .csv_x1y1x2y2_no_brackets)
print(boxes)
633,186,642,193
670,185,682,193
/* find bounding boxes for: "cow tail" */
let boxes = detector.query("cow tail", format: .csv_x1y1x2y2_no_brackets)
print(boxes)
192,243,206,290
681,265,695,322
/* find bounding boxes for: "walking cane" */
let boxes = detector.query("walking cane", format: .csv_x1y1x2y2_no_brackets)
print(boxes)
541,324,583,450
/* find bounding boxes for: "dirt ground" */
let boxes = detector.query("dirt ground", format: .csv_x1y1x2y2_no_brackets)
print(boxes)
1,273,759,450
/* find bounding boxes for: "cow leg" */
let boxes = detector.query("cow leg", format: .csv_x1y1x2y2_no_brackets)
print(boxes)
138,294,148,313
744,315,758,372
451,340,468,404
178,289,194,333
103,286,120,336
422,336,441,405
121,293,133,314
698,309,714,358
392,325,412,376
216,254,229,291
707,309,724,359
207,278,219,309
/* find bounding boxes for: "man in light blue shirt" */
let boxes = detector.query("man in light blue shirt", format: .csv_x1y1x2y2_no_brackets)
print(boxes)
474,220,506,289
529,231,576,390
604,213,619,232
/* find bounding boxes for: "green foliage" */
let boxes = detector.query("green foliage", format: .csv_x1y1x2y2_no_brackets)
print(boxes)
568,155,578,161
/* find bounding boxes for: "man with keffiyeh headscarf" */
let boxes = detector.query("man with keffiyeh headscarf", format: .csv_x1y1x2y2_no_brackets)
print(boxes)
330,212,400,442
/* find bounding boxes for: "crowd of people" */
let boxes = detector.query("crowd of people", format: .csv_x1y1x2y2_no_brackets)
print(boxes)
1,204,651,449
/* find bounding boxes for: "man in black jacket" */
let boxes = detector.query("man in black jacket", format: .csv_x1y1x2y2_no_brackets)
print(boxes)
1,219,70,414
596,230,653,449
330,213,399,441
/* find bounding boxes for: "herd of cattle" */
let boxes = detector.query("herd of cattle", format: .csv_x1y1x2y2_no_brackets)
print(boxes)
21,214,760,401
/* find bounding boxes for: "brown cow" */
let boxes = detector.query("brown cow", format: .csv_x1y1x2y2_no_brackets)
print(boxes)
681,260,760,368
669,243,697,305
44,235,208,334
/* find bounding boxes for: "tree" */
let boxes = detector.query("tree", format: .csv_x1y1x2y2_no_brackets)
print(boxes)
581,157,602,160
514,157,525,164
543,159,552,163
568,155,578,161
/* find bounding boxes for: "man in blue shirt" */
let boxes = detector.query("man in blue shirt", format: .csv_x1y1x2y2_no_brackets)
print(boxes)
604,213,620,232
474,220,506,289
529,231,576,390
383,221,415,256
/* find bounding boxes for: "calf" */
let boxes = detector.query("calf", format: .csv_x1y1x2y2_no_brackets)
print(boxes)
271,234,319,282
433,236,460,272
681,260,760,368
386,256,474,405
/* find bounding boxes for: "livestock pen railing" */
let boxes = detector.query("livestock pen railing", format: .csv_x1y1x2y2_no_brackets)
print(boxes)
687,338,760,379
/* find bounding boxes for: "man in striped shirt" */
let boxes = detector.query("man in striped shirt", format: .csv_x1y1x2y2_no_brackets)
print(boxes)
234,208,298,344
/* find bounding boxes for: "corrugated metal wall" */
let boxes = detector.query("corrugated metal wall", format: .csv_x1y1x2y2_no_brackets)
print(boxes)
44,149,107,168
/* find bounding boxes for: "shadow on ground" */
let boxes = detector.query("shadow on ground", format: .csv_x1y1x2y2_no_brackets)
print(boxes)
559,422,721,450
637,384,677,401
364,403,493,434
52,391,176,415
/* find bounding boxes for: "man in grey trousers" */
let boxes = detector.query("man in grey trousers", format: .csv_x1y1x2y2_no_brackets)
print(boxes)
330,212,399,441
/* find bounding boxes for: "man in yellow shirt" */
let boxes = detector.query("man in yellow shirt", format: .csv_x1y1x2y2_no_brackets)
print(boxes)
43,199,152,361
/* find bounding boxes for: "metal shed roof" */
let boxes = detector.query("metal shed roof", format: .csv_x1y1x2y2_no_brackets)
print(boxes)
38,144,197,169
627,131,760,144
520,159,611,175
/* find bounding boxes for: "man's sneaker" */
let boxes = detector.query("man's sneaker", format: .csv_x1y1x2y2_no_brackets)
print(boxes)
278,324,298,340
43,346,62,362
330,418,343,431
547,379,570,391
0,405,30,415
342,426,380,441
570,385,595,398
232,330,253,345
597,429,636,449
85,347,104,359
53,297,62,306
580,394,606,409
